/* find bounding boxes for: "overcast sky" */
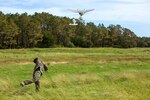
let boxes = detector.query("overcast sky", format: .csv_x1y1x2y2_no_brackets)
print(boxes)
0,0,150,37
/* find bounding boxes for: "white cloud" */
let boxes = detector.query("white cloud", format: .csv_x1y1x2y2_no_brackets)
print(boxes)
81,0,150,23
1,0,41,6
0,0,150,23
87,3,150,23
0,6,73,18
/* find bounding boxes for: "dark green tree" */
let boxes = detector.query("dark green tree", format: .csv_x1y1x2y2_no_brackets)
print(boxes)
17,13,30,48
26,19,42,47
121,28,137,48
39,31,56,48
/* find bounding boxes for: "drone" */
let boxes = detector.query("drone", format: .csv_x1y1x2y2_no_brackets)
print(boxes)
69,8,94,20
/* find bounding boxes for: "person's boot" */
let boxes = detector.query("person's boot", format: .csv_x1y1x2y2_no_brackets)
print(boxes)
20,82,25,87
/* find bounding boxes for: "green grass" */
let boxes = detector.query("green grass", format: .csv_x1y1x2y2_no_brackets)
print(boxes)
0,48,150,100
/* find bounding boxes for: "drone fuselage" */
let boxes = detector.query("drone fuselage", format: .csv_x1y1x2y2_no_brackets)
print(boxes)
69,8,94,22
69,8,94,17
79,12,84,16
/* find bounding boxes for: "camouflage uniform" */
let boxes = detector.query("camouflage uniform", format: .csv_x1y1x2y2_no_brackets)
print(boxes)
21,58,48,92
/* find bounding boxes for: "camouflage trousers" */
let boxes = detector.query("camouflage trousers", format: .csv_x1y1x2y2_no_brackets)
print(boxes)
23,71,41,92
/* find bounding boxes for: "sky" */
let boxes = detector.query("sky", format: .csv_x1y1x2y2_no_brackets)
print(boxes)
0,0,150,37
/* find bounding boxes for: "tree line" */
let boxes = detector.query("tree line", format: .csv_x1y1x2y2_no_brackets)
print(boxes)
0,11,149,49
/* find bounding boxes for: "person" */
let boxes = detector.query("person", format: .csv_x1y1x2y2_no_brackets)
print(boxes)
20,57,48,92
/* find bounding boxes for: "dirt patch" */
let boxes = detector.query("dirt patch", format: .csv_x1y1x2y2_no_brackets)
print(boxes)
48,61,68,65
17,61,68,65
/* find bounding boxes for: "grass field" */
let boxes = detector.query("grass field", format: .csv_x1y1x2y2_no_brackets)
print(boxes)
0,48,150,100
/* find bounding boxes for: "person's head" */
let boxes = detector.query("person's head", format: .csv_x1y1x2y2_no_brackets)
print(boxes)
33,57,39,64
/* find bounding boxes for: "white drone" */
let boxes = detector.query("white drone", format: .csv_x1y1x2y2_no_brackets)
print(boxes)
69,8,95,20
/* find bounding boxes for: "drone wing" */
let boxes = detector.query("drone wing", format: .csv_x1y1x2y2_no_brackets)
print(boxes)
68,8,78,13
85,9,95,13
